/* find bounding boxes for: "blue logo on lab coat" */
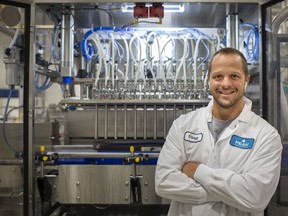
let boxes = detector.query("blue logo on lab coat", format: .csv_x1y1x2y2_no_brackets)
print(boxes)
230,135,254,149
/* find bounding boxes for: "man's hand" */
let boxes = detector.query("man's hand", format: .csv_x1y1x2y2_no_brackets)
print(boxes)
181,162,200,179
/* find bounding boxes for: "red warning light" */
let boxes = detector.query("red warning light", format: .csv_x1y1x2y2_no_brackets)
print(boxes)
133,3,149,18
150,4,164,18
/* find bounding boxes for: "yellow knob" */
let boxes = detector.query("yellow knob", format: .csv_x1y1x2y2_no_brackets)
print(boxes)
40,146,45,152
135,157,140,163
130,146,134,153
43,156,48,161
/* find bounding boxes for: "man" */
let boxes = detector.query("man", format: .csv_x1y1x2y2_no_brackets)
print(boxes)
155,47,282,216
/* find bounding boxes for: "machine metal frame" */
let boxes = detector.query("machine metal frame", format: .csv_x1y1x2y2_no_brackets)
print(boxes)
1,0,287,215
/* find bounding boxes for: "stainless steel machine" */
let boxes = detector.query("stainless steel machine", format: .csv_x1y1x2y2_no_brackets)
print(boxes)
0,0,287,215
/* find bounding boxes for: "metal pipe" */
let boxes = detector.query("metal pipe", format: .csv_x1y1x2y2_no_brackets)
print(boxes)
60,98,210,105
134,105,137,139
80,83,84,100
94,105,98,139
130,147,136,177
24,3,34,215
144,104,147,139
41,161,44,177
164,104,167,137
44,145,94,150
173,104,176,120
104,105,108,139
0,159,23,165
114,105,117,139
61,12,74,77
153,105,157,139
226,12,239,49
124,104,127,139
47,151,160,158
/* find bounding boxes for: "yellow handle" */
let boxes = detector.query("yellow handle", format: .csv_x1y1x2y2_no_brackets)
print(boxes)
42,156,48,161
40,145,45,152
130,146,134,153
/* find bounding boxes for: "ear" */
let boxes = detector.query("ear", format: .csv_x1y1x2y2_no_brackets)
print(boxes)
245,75,250,90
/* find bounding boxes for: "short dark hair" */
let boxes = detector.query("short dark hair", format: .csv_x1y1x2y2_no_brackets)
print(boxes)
208,47,249,79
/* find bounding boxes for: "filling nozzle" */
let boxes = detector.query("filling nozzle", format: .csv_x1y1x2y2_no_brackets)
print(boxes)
62,76,74,98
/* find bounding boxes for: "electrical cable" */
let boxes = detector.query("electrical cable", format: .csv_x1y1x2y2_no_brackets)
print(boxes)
6,105,23,119
60,12,75,30
120,20,162,29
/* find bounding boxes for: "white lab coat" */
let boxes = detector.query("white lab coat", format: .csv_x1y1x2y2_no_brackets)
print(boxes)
155,97,282,216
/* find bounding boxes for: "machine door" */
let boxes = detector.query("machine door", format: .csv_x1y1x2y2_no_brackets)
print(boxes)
0,0,32,216
262,0,288,215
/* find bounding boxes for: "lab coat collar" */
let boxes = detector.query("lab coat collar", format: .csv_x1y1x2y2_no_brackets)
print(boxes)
206,96,253,123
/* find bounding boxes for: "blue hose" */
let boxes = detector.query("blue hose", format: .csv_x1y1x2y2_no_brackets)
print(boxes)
1,88,22,158
240,23,259,62
81,26,127,62
35,73,53,91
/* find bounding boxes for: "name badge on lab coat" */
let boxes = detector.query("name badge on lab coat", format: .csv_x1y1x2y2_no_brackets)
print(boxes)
184,131,203,143
230,135,254,149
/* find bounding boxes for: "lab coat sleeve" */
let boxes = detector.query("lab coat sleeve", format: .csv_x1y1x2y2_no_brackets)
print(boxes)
155,123,220,204
194,131,282,212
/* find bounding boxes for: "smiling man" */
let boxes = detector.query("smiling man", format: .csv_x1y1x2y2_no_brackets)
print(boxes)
155,48,282,216
209,50,249,119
